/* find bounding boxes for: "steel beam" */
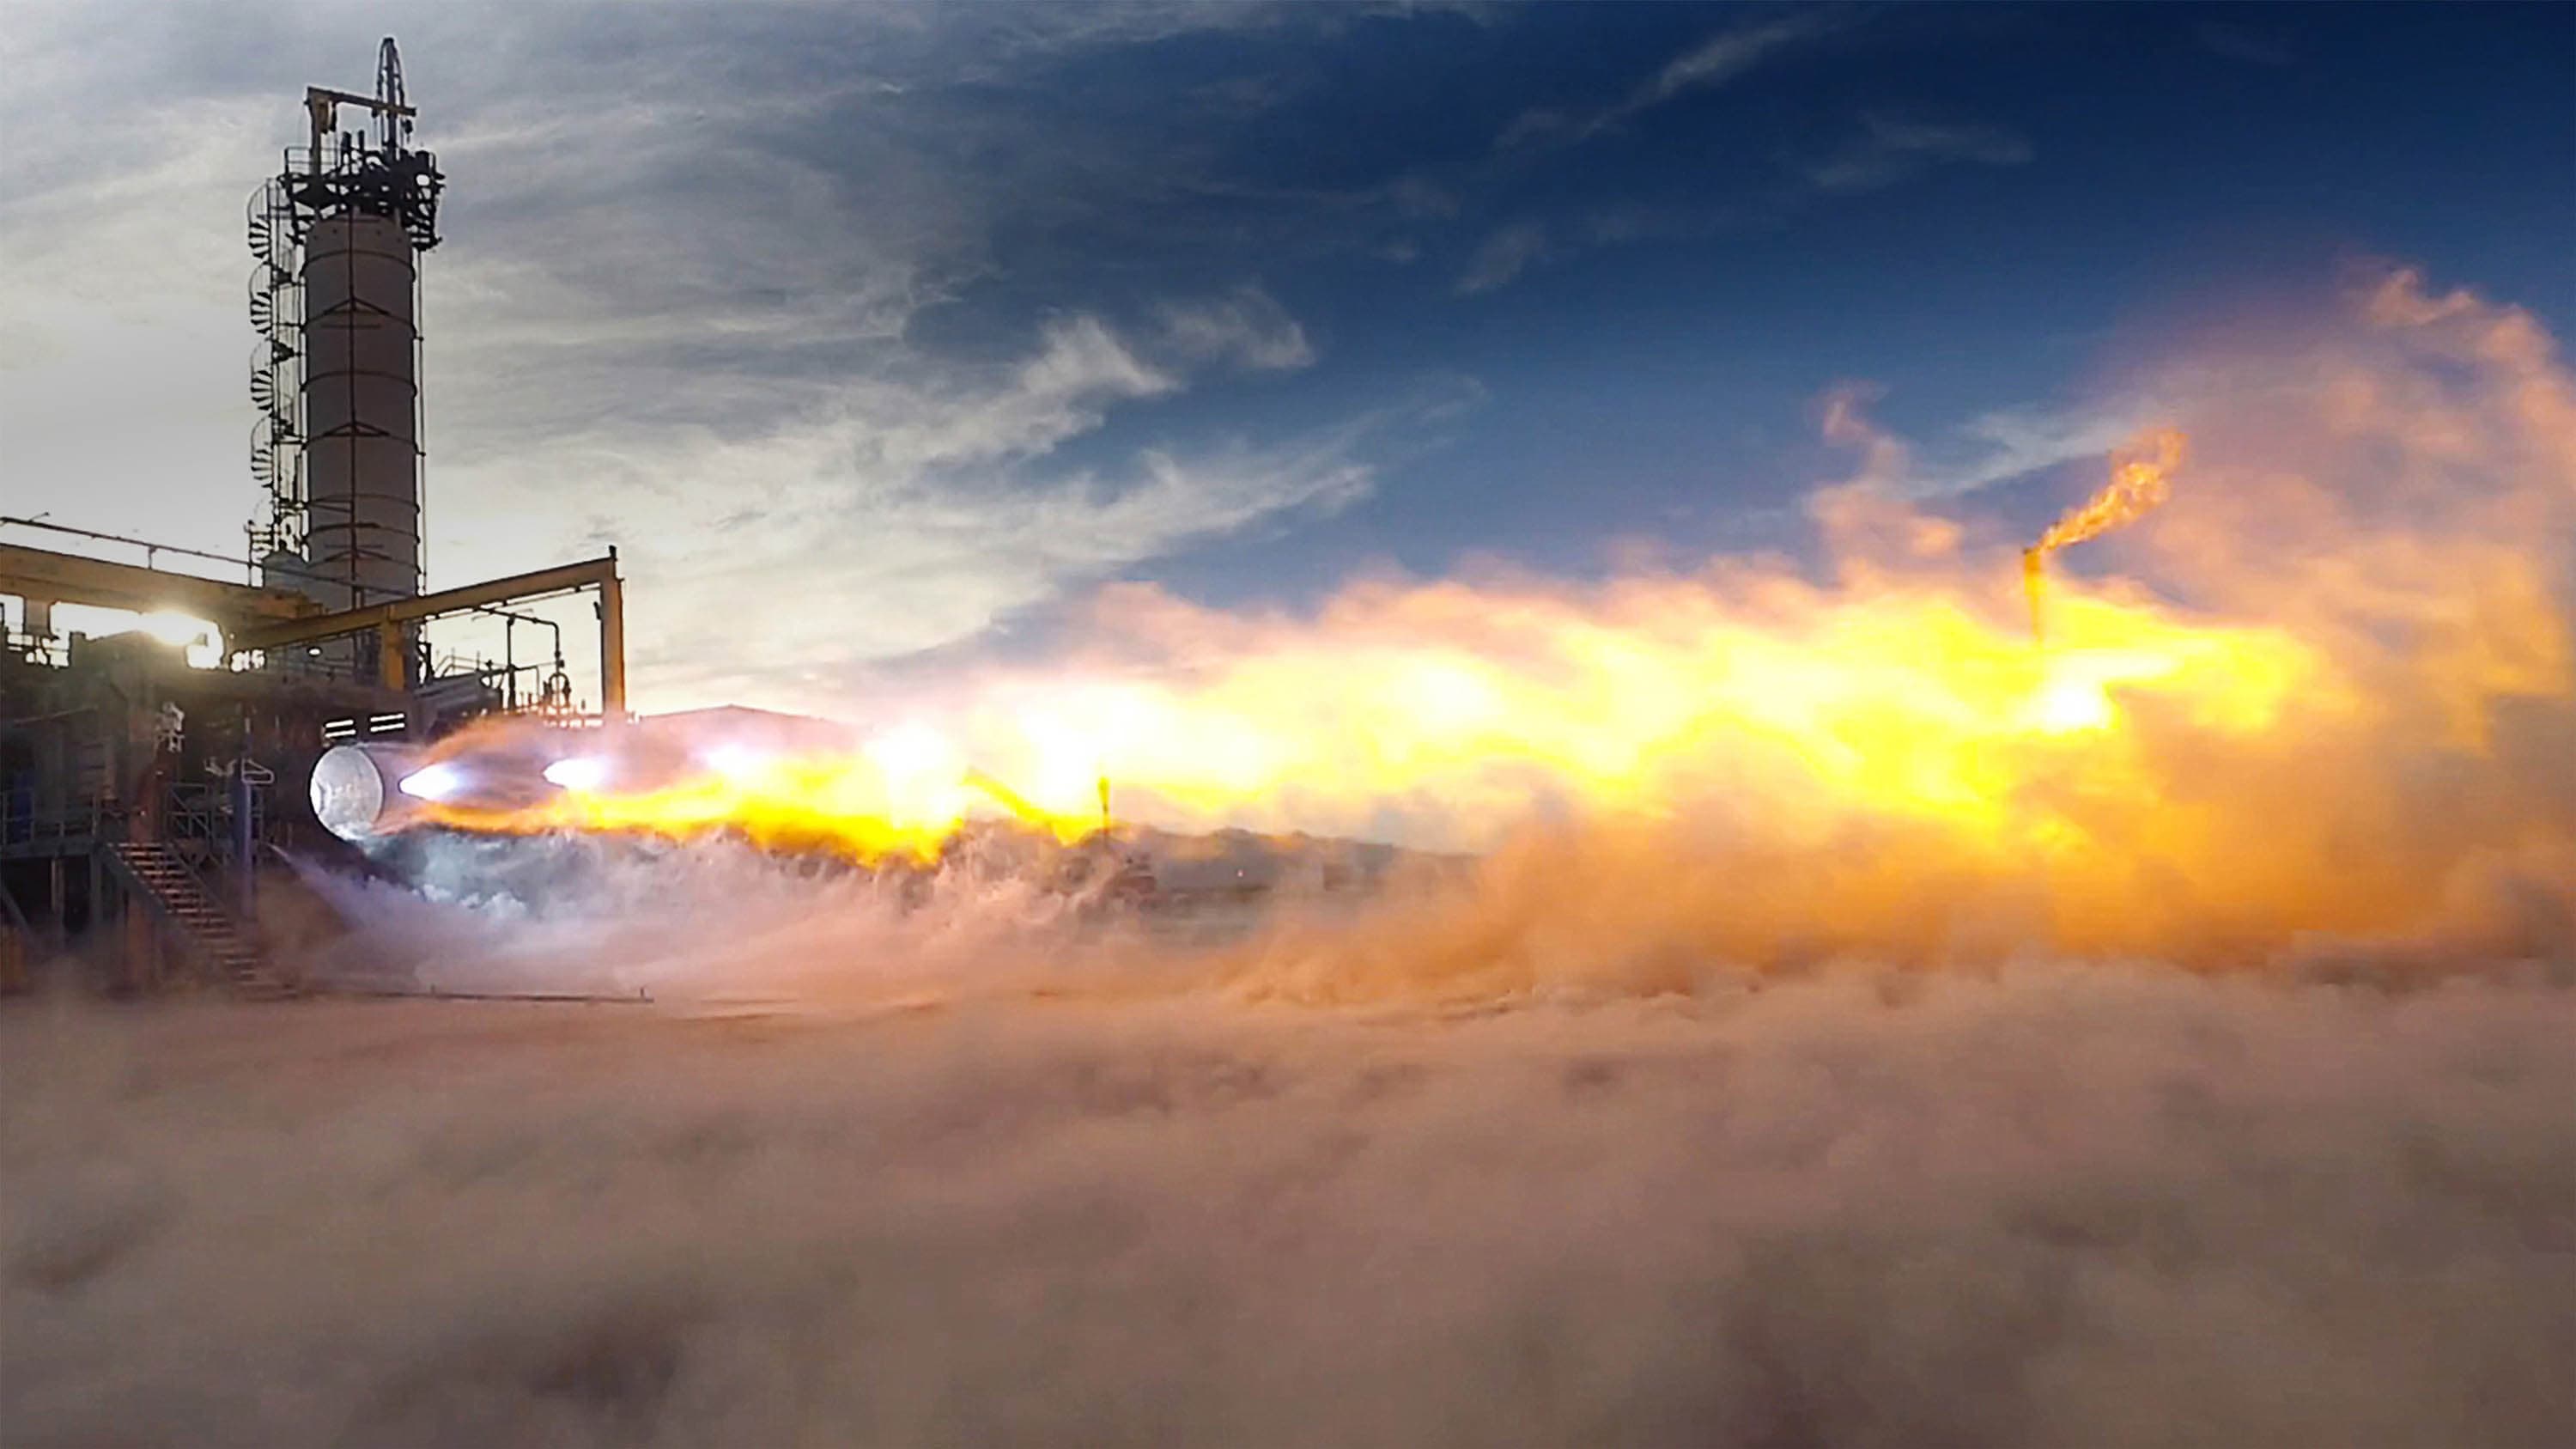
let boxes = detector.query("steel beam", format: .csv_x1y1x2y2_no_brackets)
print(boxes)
0,543,320,626
228,555,622,652
228,554,628,719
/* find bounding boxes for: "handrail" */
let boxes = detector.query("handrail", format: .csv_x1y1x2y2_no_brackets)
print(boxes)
0,795,102,851
100,842,245,947
160,782,261,910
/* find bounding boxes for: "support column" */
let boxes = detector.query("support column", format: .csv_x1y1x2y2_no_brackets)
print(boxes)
22,596,55,656
121,890,155,993
597,552,627,728
376,621,407,691
233,759,257,921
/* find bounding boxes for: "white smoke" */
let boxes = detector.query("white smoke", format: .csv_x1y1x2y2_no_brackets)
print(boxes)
280,830,1210,1004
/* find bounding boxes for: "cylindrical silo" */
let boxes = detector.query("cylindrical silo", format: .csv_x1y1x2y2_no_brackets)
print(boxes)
301,210,421,613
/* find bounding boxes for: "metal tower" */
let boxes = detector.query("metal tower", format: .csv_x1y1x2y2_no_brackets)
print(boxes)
246,38,443,680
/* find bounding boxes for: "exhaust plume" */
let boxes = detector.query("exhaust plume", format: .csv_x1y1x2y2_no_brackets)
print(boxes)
365,267,2573,986
10,268,2573,1448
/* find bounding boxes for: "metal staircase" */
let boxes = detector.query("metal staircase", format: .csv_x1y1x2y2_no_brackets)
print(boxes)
103,842,293,998
246,176,306,558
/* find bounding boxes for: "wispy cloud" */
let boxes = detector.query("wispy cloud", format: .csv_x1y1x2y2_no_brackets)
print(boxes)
1454,221,1550,295
1805,113,2032,195
1817,385,2140,502
1154,287,1315,372
1462,103,2025,299
0,2,1422,711
2196,20,2298,68
1497,12,1833,151
445,305,1397,711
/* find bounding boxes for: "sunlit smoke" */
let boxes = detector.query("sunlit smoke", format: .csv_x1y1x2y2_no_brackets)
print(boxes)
388,267,2574,976
699,741,772,781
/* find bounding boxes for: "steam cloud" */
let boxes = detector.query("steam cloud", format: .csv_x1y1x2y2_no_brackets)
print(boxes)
7,267,2574,1445
6,956,2573,1446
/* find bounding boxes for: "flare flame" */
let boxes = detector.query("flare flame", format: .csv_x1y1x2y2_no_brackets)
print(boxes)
2025,427,2187,642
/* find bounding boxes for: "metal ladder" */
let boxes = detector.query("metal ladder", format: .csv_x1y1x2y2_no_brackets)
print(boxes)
104,842,293,999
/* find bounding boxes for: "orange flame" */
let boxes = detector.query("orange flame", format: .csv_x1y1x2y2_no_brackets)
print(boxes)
2039,427,2186,553
403,271,2576,970
415,725,1096,864
2025,427,2187,642
419,568,2321,875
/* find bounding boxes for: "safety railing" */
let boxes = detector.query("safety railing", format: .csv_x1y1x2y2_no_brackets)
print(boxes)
0,795,103,854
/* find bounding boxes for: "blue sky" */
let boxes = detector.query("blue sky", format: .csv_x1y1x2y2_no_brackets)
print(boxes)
3,2,2570,710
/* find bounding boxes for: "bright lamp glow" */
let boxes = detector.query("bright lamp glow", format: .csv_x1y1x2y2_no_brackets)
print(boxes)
398,762,467,801
544,755,611,792
136,612,224,667
137,612,205,645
